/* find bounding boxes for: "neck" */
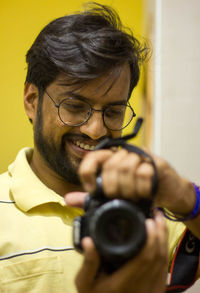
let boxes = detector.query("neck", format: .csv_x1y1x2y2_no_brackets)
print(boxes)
30,148,83,196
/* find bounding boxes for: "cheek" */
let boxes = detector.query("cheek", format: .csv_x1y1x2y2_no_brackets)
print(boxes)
39,100,73,143
42,113,71,143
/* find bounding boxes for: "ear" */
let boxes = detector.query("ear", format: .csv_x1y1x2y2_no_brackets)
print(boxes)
24,83,39,123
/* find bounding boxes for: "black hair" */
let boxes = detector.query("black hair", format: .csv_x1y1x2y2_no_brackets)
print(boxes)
25,2,149,97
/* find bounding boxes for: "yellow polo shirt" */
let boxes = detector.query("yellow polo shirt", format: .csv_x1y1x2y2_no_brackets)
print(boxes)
0,147,187,292
0,148,83,293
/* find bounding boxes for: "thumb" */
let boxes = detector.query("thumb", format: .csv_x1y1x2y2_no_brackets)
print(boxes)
64,192,88,208
75,237,100,292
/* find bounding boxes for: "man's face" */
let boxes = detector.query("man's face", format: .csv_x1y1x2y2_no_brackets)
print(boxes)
34,64,131,186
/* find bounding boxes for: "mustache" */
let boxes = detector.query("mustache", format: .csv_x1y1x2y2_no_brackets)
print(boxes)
61,133,111,145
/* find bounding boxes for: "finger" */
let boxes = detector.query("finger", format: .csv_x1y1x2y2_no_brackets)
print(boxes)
135,162,155,198
129,216,167,293
153,211,168,265
143,214,168,270
149,258,168,293
101,149,136,197
108,220,156,290
143,212,168,293
64,192,88,208
75,237,100,293
138,259,167,293
109,216,164,292
79,150,113,193
116,153,142,198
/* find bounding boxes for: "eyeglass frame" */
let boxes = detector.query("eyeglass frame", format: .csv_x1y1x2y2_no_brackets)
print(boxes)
45,90,136,131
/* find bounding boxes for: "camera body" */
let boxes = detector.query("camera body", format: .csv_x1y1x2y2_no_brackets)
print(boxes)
73,177,153,273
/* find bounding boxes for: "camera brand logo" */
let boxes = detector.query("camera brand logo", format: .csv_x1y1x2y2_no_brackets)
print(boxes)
185,233,196,254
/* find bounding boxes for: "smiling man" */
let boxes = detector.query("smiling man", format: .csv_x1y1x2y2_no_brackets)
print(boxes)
0,2,199,293
25,63,132,195
22,3,144,201
0,4,157,292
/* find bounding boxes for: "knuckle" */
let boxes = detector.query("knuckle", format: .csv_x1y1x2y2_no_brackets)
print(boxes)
137,163,154,177
119,159,137,173
79,165,87,176
79,166,91,179
118,149,128,155
103,184,117,197
103,160,114,171
120,164,132,174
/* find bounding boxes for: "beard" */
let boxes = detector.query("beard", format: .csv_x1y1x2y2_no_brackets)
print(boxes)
34,99,81,186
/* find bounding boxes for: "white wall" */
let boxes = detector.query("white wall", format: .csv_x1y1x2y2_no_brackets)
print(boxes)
145,0,200,292
151,0,200,184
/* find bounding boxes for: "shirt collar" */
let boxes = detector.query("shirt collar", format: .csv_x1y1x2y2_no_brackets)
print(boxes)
8,148,67,212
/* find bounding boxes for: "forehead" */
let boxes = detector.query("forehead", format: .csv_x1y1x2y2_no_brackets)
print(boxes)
48,63,131,105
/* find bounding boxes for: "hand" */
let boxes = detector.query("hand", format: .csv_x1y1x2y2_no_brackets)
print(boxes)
65,148,153,207
75,211,168,293
78,149,196,215
79,149,154,199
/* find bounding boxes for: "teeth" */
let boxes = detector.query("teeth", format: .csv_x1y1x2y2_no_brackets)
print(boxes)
74,141,95,151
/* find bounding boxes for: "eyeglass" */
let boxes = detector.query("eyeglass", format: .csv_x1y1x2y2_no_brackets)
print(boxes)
45,91,136,131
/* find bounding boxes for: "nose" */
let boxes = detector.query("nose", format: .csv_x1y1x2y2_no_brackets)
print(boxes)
79,111,108,140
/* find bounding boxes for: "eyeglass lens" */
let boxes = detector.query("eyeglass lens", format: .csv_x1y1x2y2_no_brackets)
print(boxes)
58,98,135,130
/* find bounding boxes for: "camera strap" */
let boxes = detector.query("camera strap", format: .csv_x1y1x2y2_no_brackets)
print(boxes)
95,118,200,292
166,228,200,292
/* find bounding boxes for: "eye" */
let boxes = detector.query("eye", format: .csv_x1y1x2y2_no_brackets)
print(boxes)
105,105,125,118
61,99,89,113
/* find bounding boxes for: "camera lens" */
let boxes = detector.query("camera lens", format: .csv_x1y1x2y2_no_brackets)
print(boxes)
104,216,131,244
90,199,147,262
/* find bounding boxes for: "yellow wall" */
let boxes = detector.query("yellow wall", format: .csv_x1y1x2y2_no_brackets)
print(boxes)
0,0,144,173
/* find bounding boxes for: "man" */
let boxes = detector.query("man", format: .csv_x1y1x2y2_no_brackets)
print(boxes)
0,2,199,293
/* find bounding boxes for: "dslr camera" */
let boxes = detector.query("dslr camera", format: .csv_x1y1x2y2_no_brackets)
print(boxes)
73,119,157,272
73,177,153,273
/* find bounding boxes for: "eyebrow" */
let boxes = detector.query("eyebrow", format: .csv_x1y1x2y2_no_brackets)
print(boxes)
57,91,127,106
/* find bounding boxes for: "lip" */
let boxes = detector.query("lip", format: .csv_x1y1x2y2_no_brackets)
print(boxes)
66,139,94,158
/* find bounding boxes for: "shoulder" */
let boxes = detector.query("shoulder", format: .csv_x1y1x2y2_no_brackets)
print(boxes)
0,171,12,201
0,147,33,199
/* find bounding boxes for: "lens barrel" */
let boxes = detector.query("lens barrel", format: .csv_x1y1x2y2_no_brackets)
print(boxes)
88,199,147,272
